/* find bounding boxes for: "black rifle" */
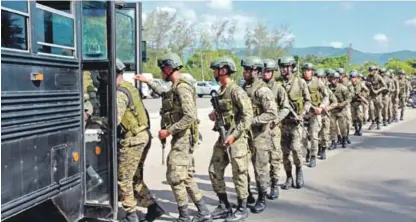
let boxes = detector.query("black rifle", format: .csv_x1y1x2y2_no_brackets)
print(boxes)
160,92,166,165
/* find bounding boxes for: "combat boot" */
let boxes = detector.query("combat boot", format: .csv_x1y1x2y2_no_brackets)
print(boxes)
173,205,191,222
191,199,212,222
368,121,376,130
400,113,404,121
336,135,342,144
376,122,381,130
328,140,337,150
346,136,351,144
305,149,311,163
383,119,387,126
341,136,347,148
320,147,327,160
122,211,140,222
308,156,316,168
387,117,391,124
211,193,232,220
247,185,255,205
318,145,322,157
225,199,248,222
357,122,363,136
267,179,279,200
144,202,165,222
295,167,304,189
281,170,294,190
252,188,266,214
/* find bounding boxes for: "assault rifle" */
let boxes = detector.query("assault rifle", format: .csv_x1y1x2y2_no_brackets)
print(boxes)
160,92,166,165
210,91,232,142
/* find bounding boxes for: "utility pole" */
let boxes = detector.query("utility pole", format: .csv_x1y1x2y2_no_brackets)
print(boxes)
200,50,204,81
346,43,352,69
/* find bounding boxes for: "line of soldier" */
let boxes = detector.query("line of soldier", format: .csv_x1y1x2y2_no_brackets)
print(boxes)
83,54,412,222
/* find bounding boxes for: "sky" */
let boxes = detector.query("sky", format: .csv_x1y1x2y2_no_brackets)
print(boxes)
141,0,416,53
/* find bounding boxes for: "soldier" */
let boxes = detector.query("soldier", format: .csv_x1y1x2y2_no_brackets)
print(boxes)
316,69,338,159
379,68,393,126
276,56,312,190
301,63,329,168
389,69,400,122
337,67,353,144
397,69,409,121
135,53,211,222
365,66,387,130
328,72,352,149
350,70,369,136
262,58,290,200
207,56,253,222
115,59,165,222
359,73,370,125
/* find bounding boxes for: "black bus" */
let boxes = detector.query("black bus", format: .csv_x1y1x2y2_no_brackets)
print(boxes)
1,1,146,221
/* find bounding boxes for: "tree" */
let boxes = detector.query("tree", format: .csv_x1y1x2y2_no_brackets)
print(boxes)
385,60,415,76
168,19,197,57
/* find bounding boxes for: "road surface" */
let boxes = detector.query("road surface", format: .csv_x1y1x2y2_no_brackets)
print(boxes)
142,108,416,222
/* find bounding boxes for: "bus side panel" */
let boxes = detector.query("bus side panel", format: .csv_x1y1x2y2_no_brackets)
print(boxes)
1,59,83,219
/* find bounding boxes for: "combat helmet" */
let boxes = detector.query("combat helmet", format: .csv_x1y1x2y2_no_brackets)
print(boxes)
210,56,237,74
301,63,314,70
315,68,325,77
241,56,263,70
263,58,278,71
157,52,183,70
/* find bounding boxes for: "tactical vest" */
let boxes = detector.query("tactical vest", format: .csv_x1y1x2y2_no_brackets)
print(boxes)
307,77,321,107
331,84,346,104
215,83,240,131
244,79,267,116
277,76,304,115
398,79,406,95
83,71,96,101
161,78,199,144
117,80,149,137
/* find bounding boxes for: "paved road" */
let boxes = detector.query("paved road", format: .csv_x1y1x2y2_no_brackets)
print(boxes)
143,97,212,113
141,108,416,222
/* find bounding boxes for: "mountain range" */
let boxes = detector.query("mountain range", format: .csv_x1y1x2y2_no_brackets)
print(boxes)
230,47,416,65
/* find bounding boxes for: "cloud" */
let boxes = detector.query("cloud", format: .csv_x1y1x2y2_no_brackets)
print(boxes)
404,17,416,27
154,6,176,15
328,41,344,48
207,0,232,10
339,2,354,10
373,33,388,45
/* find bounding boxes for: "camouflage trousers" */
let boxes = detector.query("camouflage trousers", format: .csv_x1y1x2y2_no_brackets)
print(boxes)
369,95,383,122
391,94,399,119
209,134,249,199
166,132,203,207
351,103,364,123
382,94,391,120
269,126,283,181
302,114,322,158
399,94,406,118
330,111,347,138
281,121,303,172
337,104,351,136
363,103,369,121
249,128,272,192
319,114,331,148
118,130,155,213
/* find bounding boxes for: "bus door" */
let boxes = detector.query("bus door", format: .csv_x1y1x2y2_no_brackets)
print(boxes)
81,1,142,220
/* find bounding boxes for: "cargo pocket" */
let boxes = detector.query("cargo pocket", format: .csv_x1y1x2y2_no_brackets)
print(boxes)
166,165,188,185
232,154,249,174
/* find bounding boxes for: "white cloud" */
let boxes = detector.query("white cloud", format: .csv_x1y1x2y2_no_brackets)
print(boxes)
404,17,416,27
207,0,232,10
373,33,388,45
154,6,176,15
329,41,344,48
339,2,354,10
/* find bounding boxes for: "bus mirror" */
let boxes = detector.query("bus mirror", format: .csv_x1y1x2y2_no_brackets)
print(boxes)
142,41,148,62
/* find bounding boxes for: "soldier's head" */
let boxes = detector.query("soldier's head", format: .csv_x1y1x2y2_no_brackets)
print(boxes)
398,69,405,79
368,65,378,76
262,58,278,83
379,68,387,76
349,69,359,84
210,56,236,83
116,58,126,85
315,68,325,80
337,67,346,77
241,56,263,84
329,71,340,85
301,63,314,81
157,52,183,82
278,56,297,78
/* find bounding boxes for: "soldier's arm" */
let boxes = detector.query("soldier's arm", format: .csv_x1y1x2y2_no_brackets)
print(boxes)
230,87,253,139
275,86,290,124
147,80,168,95
300,79,312,114
116,91,129,125
395,80,400,95
166,84,197,135
327,90,338,111
318,81,329,107
339,85,352,107
377,75,387,93
252,87,278,126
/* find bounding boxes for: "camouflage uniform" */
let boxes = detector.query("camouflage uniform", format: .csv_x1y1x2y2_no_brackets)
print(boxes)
277,56,312,190
397,70,408,120
328,72,352,149
366,66,387,130
302,64,329,168
262,58,290,200
380,68,393,125
117,78,156,214
350,70,369,136
390,70,400,122
208,56,252,222
338,68,354,144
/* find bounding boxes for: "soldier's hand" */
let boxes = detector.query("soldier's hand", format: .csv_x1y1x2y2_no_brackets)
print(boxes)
223,135,235,147
314,107,322,115
84,112,90,121
134,74,149,83
158,129,171,140
209,110,216,121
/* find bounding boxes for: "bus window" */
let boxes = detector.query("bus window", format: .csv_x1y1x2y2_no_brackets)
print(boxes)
82,1,107,60
34,1,75,58
1,0,29,51
116,9,135,65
